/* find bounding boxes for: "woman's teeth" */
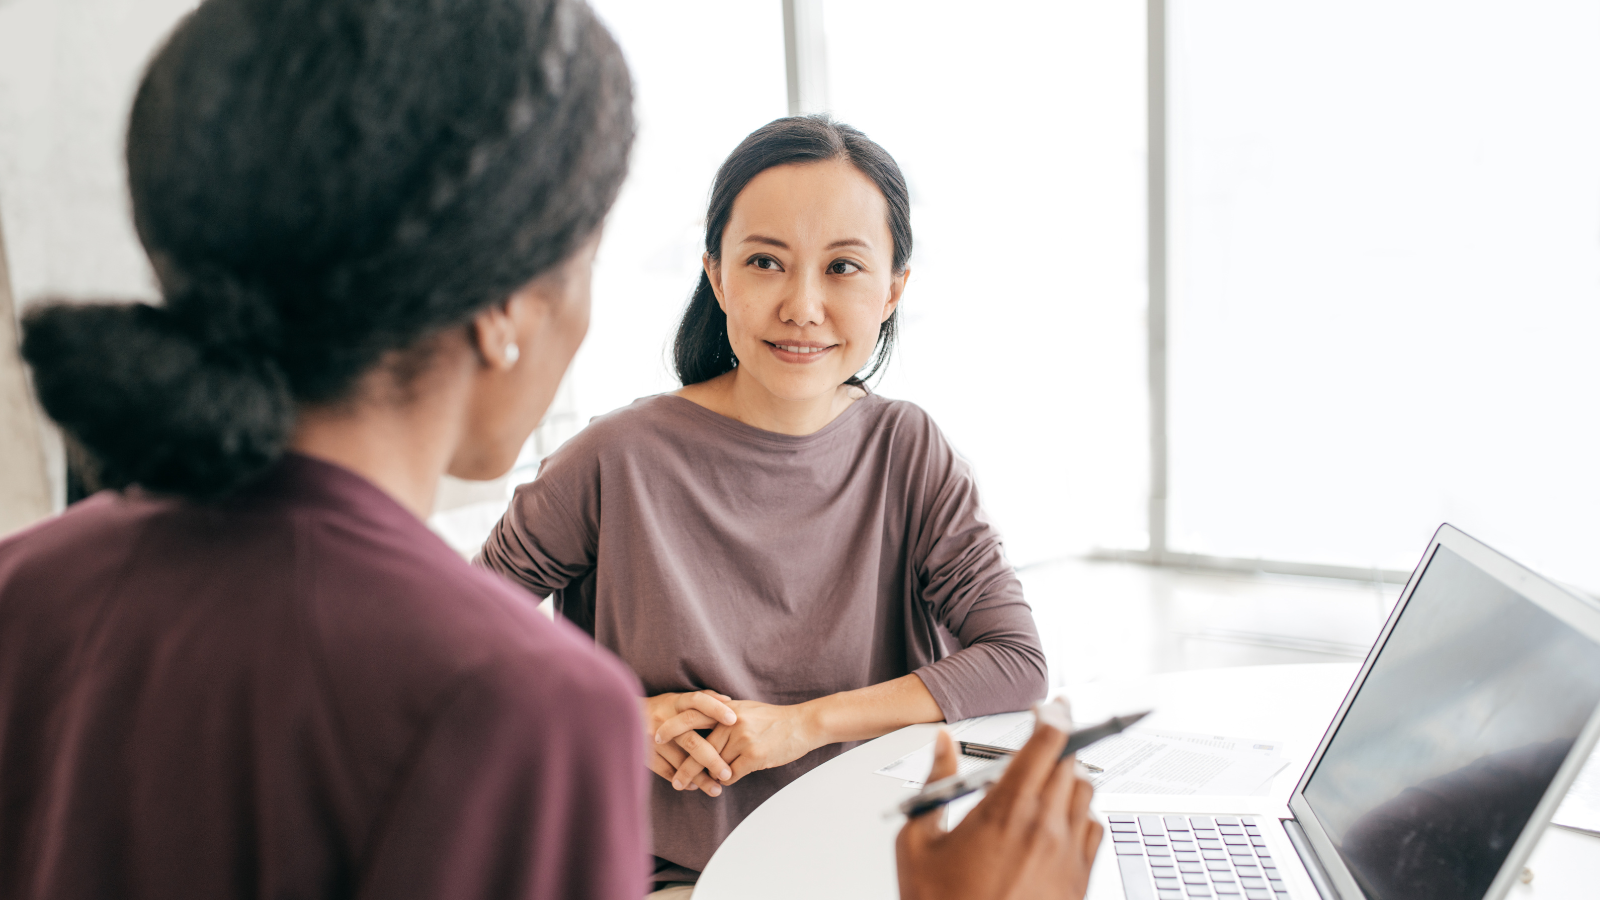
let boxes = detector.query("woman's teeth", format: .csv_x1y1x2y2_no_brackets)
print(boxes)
776,344,827,354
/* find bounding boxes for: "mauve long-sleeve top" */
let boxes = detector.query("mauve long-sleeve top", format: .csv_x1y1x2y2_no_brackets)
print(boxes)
0,454,648,900
477,393,1048,872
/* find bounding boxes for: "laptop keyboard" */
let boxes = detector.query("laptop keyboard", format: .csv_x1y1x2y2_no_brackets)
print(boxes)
1109,815,1290,900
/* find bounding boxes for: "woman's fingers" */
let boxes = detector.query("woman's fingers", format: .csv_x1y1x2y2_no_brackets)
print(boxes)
681,762,720,791
650,691,737,792
927,729,960,784
655,739,693,783
647,753,680,784
672,752,709,791
675,729,733,784
1067,770,1100,859
650,743,723,796
674,690,738,727
725,753,764,785
1067,768,1095,824
653,709,719,745
653,744,720,794
661,735,713,792
1038,752,1078,839
903,730,960,838
1082,815,1104,863
670,749,728,795
987,720,1070,812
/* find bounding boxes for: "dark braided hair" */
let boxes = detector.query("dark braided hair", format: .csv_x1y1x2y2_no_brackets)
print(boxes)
21,0,633,499
673,115,911,387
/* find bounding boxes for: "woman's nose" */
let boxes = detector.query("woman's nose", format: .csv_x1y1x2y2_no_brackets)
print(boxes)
779,270,826,326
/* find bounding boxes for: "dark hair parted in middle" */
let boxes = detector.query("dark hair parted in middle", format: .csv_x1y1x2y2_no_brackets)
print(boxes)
21,0,633,500
672,115,912,387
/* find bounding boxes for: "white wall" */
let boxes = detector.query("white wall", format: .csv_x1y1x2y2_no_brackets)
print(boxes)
0,0,198,308
0,0,199,514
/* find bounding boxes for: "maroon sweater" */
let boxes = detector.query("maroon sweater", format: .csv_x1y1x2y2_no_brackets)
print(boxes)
0,454,647,900
478,393,1048,871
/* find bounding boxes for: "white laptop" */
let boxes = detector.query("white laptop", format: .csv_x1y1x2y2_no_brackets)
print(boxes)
1096,524,1600,900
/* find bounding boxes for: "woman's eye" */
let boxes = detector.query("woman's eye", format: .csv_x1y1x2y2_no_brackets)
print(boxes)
750,255,782,271
829,260,861,275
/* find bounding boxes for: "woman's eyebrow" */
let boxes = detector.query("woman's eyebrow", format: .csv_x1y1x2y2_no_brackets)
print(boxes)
740,234,789,249
738,235,871,251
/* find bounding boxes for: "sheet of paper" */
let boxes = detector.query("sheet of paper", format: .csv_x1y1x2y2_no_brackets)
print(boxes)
1553,747,1600,835
875,714,1286,796
1078,729,1287,796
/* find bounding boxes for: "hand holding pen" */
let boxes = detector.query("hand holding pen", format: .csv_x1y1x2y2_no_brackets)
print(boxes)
903,707,1150,819
895,700,1105,900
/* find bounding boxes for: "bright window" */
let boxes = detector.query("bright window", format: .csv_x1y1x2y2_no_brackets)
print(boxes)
821,0,1149,564
1167,0,1600,588
570,1,789,429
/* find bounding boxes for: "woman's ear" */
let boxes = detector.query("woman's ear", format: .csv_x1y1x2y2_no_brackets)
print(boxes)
470,297,523,371
703,252,728,312
882,267,910,323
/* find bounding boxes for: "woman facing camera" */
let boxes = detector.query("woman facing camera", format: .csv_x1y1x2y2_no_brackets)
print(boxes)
478,116,1048,885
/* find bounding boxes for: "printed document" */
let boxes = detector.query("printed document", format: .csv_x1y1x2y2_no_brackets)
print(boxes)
876,712,1286,796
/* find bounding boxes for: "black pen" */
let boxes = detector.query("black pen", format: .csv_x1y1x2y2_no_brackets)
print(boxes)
958,740,1018,760
899,710,1150,819
960,741,1106,773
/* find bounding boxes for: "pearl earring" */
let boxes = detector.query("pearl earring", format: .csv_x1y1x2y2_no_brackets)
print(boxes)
503,342,520,367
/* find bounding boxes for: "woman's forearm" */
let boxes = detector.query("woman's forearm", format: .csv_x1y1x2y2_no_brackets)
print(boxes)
801,673,946,747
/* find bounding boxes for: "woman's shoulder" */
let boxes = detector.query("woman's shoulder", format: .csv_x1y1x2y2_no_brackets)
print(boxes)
856,393,952,453
519,393,712,505
0,491,177,629
401,563,640,704
860,393,936,427
549,393,702,456
0,490,158,563
305,515,640,728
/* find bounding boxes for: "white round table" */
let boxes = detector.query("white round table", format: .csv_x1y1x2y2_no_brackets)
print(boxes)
693,663,1598,900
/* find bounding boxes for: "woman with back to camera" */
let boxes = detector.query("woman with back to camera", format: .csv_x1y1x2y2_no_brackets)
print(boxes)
0,1,1098,898
478,116,1050,890
0,0,647,896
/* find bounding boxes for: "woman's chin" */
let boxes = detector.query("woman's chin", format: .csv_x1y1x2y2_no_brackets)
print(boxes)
445,441,521,482
743,369,850,406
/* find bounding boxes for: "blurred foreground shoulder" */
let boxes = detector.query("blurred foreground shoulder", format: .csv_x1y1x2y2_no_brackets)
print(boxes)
352,566,649,900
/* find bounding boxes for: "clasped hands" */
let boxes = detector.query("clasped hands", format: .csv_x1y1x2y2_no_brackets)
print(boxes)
643,691,1103,899
642,690,819,797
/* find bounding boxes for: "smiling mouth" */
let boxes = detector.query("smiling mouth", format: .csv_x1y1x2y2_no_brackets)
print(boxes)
764,340,837,363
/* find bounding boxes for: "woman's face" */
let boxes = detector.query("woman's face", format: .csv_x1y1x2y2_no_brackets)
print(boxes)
448,233,598,480
707,159,906,403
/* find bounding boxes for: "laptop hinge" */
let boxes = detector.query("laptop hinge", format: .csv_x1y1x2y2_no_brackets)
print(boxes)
1281,817,1344,900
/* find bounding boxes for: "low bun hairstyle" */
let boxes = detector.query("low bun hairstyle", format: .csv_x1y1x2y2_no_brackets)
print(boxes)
24,302,293,498
21,0,633,499
672,115,912,388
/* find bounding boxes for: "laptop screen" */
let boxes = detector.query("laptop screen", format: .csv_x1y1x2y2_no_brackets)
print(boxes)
1301,545,1600,900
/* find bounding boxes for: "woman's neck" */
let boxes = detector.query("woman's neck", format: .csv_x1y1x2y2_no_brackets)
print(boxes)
289,360,473,519
676,368,864,436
